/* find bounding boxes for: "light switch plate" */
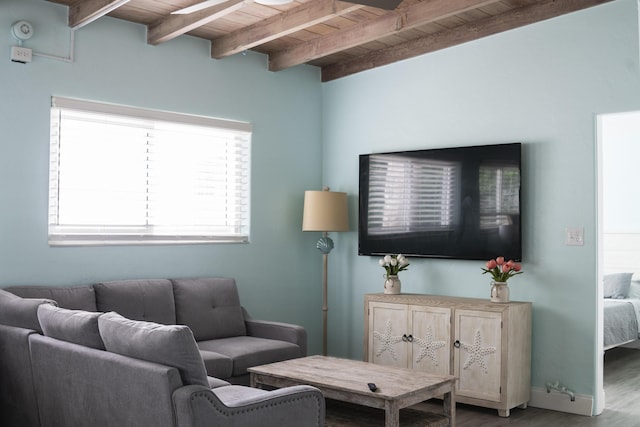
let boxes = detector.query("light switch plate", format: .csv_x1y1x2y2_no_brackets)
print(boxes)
10,46,32,63
565,227,584,246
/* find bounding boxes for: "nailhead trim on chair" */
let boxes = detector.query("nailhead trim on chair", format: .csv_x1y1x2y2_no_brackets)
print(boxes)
191,390,323,424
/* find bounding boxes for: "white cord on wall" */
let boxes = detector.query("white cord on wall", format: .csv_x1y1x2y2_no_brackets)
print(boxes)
32,28,76,63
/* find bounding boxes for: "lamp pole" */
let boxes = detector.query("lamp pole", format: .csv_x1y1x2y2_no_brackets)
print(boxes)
322,245,329,356
318,231,333,356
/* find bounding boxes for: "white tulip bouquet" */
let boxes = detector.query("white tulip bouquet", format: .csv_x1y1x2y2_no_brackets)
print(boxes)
379,254,410,278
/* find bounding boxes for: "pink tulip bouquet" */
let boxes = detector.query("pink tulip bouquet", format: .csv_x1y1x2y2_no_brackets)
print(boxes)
481,256,523,283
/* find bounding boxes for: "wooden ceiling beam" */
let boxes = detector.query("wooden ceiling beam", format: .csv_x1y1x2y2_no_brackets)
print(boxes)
268,0,500,72
147,0,250,46
320,0,616,82
210,0,364,59
68,0,131,29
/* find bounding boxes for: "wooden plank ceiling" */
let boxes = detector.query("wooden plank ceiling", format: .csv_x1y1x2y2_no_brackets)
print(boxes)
48,0,613,81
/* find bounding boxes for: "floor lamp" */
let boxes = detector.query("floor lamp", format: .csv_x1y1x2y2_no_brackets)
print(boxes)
302,187,348,356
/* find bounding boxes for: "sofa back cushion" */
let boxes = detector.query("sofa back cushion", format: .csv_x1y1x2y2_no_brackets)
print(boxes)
171,278,246,341
37,304,105,350
4,285,97,311
94,279,176,324
98,312,208,387
0,289,56,333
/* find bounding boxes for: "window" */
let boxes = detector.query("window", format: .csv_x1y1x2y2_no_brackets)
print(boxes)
49,97,251,246
367,154,460,235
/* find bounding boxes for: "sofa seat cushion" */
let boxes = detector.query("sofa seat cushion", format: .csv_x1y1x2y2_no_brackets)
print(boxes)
98,312,209,387
199,349,233,379
94,279,176,325
0,289,56,333
171,278,247,341
5,285,97,311
37,304,105,350
198,336,301,377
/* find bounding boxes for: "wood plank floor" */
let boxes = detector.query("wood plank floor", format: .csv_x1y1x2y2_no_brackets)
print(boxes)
413,347,640,426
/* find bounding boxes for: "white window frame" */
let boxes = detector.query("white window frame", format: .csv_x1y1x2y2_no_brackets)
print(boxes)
48,97,251,246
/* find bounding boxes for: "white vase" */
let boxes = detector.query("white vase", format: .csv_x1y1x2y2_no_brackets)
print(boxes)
384,275,401,295
490,281,509,303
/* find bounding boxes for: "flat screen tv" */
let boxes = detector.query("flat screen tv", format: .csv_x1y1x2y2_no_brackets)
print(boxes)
359,142,522,261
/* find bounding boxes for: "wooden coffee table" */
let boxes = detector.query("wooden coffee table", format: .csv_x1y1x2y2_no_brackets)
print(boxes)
249,355,455,427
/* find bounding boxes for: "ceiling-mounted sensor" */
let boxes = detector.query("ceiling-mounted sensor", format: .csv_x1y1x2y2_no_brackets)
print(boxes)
11,21,34,41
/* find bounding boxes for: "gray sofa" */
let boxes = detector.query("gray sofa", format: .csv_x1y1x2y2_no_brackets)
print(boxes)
5,277,306,384
0,278,324,427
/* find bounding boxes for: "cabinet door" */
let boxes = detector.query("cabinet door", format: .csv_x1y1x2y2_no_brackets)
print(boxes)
408,305,451,376
454,309,502,402
368,302,408,368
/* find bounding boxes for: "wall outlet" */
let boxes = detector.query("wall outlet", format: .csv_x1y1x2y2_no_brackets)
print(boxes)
565,227,584,246
11,46,32,63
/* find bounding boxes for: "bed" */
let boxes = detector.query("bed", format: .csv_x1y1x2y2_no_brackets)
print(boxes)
603,274,640,350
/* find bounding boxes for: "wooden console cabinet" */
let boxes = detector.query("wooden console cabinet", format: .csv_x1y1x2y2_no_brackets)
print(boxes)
364,293,531,417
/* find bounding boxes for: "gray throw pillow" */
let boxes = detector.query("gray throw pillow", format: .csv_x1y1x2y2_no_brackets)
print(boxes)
37,304,105,350
603,273,633,299
98,312,208,387
0,289,56,333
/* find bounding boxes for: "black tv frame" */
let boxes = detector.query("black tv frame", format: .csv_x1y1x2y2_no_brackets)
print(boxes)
358,142,522,261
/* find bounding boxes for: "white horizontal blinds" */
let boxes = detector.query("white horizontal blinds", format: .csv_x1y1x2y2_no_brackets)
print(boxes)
49,97,251,245
147,121,249,236
479,164,520,229
367,154,460,235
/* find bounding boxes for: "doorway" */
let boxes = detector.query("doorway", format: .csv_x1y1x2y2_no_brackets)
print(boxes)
596,110,640,414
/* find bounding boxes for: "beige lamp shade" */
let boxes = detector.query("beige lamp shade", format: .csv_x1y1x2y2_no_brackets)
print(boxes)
302,190,349,232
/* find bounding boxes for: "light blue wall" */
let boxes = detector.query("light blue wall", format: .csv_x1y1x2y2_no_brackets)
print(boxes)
322,0,640,410
0,0,325,351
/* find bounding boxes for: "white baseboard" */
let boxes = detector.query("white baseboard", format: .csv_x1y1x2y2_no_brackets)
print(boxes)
528,387,593,416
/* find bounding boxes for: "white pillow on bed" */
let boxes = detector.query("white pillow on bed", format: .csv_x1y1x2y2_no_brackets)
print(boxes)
628,282,640,299
603,273,633,299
